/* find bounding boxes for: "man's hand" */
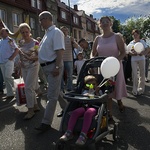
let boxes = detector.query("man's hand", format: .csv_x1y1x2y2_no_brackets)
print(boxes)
51,68,59,77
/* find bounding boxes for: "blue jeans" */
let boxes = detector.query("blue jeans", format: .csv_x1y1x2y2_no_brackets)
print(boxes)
0,68,4,91
61,61,73,91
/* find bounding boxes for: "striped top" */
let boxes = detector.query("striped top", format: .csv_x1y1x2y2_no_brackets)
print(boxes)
63,36,73,61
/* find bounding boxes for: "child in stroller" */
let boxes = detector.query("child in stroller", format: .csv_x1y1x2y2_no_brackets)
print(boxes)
55,57,118,150
60,75,101,146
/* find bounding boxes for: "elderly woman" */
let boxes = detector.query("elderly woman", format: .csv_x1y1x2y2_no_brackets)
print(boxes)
19,23,40,119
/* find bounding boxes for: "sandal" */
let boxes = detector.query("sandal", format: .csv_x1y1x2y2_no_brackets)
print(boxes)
118,101,125,113
75,132,87,146
60,130,73,141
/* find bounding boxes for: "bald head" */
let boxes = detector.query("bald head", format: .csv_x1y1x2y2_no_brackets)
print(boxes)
39,11,53,21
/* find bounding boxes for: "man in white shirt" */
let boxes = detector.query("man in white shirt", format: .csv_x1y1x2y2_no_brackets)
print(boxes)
35,11,65,132
0,28,19,99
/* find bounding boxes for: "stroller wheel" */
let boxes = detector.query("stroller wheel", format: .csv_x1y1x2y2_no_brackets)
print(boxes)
52,140,67,150
113,122,119,141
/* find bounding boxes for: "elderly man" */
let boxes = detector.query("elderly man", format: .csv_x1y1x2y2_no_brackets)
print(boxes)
0,28,19,99
35,11,65,132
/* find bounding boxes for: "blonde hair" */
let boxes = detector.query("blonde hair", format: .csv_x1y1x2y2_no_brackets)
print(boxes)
84,75,97,84
19,23,31,32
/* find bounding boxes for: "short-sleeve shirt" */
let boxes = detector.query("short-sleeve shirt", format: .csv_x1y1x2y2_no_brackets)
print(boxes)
74,59,86,75
38,25,65,63
0,37,18,63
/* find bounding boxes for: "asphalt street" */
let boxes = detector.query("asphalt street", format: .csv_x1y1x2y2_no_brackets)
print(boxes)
0,80,150,150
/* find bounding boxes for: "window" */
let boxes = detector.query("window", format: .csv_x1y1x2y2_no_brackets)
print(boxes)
30,17,35,29
74,29,77,39
31,0,41,9
79,31,81,39
12,13,20,26
87,21,92,30
95,24,98,31
61,11,66,20
0,9,6,22
73,16,79,25
31,0,36,7
37,0,42,9
30,17,36,37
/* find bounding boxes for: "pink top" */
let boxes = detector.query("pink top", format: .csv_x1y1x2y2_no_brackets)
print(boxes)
96,34,127,100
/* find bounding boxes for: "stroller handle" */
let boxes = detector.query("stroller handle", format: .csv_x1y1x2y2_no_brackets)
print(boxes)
63,92,108,104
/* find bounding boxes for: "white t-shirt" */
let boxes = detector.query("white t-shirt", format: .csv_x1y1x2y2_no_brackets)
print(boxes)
74,59,86,75
129,39,148,61
38,25,65,63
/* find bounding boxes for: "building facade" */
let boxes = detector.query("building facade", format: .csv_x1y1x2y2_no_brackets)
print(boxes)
0,0,100,42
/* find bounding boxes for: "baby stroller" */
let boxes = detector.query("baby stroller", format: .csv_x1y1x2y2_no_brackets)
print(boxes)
53,56,119,150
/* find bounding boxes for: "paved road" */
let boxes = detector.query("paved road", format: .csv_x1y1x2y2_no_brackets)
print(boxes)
0,81,150,150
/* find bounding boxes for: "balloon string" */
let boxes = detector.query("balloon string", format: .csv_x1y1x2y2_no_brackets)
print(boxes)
98,78,108,87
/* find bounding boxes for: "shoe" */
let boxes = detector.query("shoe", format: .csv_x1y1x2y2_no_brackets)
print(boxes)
36,88,43,97
34,104,40,112
137,92,143,96
35,123,51,132
132,91,137,96
24,108,35,120
145,78,149,82
118,101,125,113
60,130,73,141
6,96,14,100
75,132,87,146
57,110,64,117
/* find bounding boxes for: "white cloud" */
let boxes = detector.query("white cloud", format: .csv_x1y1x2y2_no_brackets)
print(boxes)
61,0,149,15
61,0,150,22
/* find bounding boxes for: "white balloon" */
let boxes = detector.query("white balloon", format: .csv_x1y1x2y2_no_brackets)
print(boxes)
127,44,134,52
134,42,144,54
101,57,120,79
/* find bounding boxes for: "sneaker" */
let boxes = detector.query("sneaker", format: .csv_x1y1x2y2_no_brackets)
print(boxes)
35,123,51,132
75,132,87,146
60,130,73,141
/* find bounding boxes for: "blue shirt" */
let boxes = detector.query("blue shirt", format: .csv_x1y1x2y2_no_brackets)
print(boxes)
0,37,18,63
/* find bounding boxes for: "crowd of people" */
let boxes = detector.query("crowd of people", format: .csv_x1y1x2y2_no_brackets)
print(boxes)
0,11,150,146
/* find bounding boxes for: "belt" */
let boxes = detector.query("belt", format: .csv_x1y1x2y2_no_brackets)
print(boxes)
40,59,56,67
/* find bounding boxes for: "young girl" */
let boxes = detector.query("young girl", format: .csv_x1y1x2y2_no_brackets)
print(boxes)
60,75,100,146
74,52,86,77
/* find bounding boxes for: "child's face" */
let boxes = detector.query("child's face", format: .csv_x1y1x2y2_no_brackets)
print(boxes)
77,53,83,60
85,80,97,90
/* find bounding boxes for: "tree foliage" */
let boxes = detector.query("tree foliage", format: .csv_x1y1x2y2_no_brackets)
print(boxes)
111,15,150,44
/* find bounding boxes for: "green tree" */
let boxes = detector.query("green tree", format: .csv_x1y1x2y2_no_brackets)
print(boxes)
120,15,150,44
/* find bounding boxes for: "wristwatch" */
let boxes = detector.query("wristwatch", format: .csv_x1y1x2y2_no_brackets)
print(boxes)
55,66,59,69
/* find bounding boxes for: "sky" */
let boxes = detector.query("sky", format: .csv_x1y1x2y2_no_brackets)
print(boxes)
61,0,150,23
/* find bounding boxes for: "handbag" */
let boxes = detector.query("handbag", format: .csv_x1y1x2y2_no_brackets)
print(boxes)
15,78,26,106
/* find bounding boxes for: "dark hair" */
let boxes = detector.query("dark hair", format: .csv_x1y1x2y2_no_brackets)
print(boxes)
132,29,140,35
78,38,86,44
